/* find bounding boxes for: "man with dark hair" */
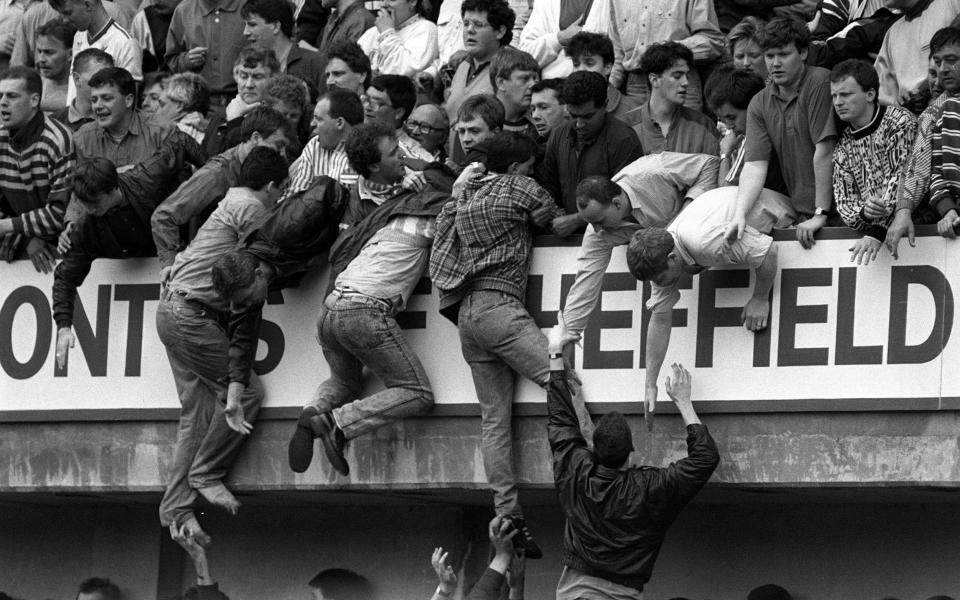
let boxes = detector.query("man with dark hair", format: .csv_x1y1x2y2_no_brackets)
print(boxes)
704,64,773,185
727,17,837,251
76,577,121,600
324,40,370,96
568,31,639,119
830,58,916,264
545,321,719,599
261,74,311,144
286,88,364,197
36,19,75,115
308,568,372,600
242,0,325,97
430,130,564,560
152,105,294,278
316,0,374,76
619,41,719,155
53,132,208,368
490,46,540,141
529,78,565,141
539,70,642,236
452,93,503,166
52,46,113,129
0,66,74,273
517,0,609,79
155,145,289,547
363,73,427,161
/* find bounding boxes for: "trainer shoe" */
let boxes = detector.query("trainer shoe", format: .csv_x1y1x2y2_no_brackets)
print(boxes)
314,412,349,476
288,407,320,473
505,516,543,559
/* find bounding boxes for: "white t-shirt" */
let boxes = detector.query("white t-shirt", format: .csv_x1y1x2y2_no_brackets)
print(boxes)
67,18,143,104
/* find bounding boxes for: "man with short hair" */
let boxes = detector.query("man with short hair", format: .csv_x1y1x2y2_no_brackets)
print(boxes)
567,31,638,119
404,102,449,165
76,577,121,600
363,73,429,161
155,145,289,546
0,66,75,273
430,131,564,561
545,329,719,599
156,72,211,143
830,58,916,264
357,0,438,77
36,18,74,115
261,73,311,145
308,569,372,600
451,93,503,166
529,78,565,142
517,0,609,79
316,0,374,74
490,46,539,140
727,17,836,250
539,70,642,235
324,39,370,96
285,88,364,197
619,41,720,155
242,0,325,97
52,46,112,130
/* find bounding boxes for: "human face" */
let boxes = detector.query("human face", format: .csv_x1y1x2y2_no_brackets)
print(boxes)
91,83,134,133
35,35,70,81
371,135,406,183
455,116,493,151
929,58,945,99
715,101,747,136
497,69,539,110
252,128,292,158
234,62,272,105
764,44,807,89
405,104,448,153
578,197,625,231
311,98,342,149
571,53,612,77
651,59,689,106
932,43,960,94
155,88,184,121
81,188,123,217
243,13,279,50
363,86,400,128
73,63,107,108
732,38,766,78
325,58,366,95
0,78,39,130
530,88,565,137
382,0,416,25
462,10,504,60
228,270,271,311
567,100,605,143
141,82,164,115
830,75,875,128
651,255,683,287
274,99,303,134
57,0,92,31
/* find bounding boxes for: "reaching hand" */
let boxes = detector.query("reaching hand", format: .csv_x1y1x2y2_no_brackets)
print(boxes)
664,363,692,408
741,297,770,331
0,234,16,262
885,210,915,260
557,22,582,46
506,551,525,594
56,327,75,369
796,214,826,249
723,214,745,247
530,205,555,229
849,236,882,266
551,214,582,237
431,547,457,591
58,222,76,255
401,171,428,192
643,385,657,431
937,210,960,239
548,324,580,355
26,237,56,273
488,516,518,557
225,382,252,434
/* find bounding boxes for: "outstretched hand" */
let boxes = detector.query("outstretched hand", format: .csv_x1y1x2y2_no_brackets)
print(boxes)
431,547,457,589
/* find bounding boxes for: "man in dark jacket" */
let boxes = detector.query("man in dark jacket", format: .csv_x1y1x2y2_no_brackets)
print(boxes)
53,131,208,369
546,327,720,599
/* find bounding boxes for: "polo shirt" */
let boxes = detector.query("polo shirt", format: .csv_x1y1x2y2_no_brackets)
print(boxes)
622,102,720,156
67,18,143,105
74,110,174,167
165,0,245,97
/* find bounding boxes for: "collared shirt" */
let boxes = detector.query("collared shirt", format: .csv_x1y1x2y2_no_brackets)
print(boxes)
340,175,405,228
284,137,357,200
10,0,128,68
622,101,720,156
608,0,724,88
398,129,435,163
357,14,438,77
74,109,173,167
286,44,326,98
743,66,837,217
67,19,143,104
539,114,644,214
165,0,245,96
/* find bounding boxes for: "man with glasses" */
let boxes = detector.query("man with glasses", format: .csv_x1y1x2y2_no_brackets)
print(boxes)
403,103,449,166
362,73,430,161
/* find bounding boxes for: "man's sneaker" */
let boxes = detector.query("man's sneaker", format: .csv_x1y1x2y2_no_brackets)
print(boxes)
288,407,320,473
505,516,543,559
314,412,349,476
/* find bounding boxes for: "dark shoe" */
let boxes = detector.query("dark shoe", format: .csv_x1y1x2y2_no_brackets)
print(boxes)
288,407,320,473
506,516,542,559
314,412,349,476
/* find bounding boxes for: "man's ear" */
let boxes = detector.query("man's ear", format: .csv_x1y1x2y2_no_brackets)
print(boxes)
124,93,135,110
602,63,613,78
393,107,404,125
506,161,521,174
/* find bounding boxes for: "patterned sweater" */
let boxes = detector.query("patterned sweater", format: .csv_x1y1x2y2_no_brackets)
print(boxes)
930,94,960,217
833,104,916,240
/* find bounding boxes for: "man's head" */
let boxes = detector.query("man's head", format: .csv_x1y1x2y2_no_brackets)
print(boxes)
485,131,537,175
308,568,372,600
380,0,420,26
530,78,565,138
211,251,270,312
641,41,693,107
241,0,294,50
364,74,416,129
49,0,100,32
728,16,766,77
490,47,540,112
157,72,210,122
73,158,123,216
233,46,281,105
829,59,878,126
626,228,683,287
88,67,136,133
141,72,165,115
36,19,75,82
568,32,615,76
0,67,42,130
930,27,960,94
593,412,634,468
262,74,309,133
405,103,449,154
76,577,120,600
312,88,364,149
239,105,294,156
325,41,371,96
747,584,793,600
758,17,810,88
706,64,765,136
72,48,114,110
562,71,607,143
575,176,629,231
345,120,406,183
456,93,504,152
240,144,289,199
461,0,514,60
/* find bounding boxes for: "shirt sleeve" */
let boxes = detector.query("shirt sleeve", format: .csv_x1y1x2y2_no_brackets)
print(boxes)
13,141,75,239
929,114,958,217
646,280,681,314
559,226,616,337
610,126,644,173
517,0,562,71
546,370,592,484
897,108,935,212
743,95,772,163
646,423,720,512
164,7,190,73
285,138,318,198
805,74,838,144
608,1,626,89
684,153,719,199
677,0,724,62
113,36,144,81
874,39,899,107
52,240,96,329
374,20,439,76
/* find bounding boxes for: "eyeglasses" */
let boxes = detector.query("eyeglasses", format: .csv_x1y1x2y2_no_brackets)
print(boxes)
406,119,446,135
462,19,492,31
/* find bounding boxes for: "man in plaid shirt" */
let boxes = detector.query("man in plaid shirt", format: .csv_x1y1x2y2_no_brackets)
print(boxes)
429,131,562,560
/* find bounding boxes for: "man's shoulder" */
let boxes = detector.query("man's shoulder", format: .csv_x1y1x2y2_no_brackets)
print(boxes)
35,114,75,153
678,106,721,136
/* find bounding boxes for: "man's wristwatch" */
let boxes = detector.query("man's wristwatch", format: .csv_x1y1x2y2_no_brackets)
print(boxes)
814,206,827,217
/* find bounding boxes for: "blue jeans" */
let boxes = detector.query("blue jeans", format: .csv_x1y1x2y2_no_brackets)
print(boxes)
155,290,263,528
457,290,550,518
307,293,433,439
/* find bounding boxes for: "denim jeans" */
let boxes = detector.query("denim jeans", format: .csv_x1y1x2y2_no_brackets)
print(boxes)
457,290,550,518
556,566,644,600
625,69,703,112
155,290,263,528
307,293,433,439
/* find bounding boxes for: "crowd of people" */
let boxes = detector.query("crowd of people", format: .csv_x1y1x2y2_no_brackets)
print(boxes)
3,0,960,595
